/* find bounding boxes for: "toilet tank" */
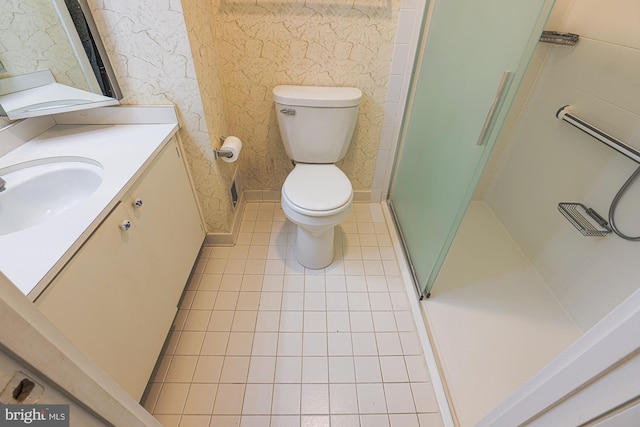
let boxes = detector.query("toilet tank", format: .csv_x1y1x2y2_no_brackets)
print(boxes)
273,85,362,163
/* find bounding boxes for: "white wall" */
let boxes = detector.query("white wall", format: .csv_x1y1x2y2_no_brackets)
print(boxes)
487,0,640,331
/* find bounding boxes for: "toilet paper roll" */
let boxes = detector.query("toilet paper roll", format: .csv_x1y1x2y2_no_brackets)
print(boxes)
220,136,242,163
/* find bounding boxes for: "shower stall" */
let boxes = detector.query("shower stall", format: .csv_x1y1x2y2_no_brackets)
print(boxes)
388,0,640,425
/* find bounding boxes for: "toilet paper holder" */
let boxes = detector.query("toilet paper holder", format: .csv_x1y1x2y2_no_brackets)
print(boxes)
214,136,235,160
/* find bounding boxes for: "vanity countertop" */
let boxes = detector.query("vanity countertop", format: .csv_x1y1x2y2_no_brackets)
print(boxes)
0,118,179,298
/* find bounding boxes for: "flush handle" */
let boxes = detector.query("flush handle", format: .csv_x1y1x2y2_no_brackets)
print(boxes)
280,108,296,116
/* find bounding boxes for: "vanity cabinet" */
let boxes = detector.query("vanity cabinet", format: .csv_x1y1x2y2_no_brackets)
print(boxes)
35,137,204,400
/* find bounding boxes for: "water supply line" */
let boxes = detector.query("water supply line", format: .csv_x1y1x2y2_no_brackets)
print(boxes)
556,105,640,240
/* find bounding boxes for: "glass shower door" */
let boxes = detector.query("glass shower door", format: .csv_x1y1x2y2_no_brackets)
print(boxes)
389,0,555,298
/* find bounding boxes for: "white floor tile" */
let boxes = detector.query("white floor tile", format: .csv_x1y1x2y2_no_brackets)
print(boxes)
279,311,303,332
272,383,301,415
350,312,374,332
356,383,387,414
192,355,224,383
303,312,327,333
259,291,282,311
213,384,245,415
252,332,278,356
372,312,397,332
351,333,379,356
154,383,190,414
301,415,330,427
183,383,216,414
165,355,198,382
375,332,403,356
226,332,254,356
327,332,353,356
326,292,349,311
410,382,440,413
405,355,431,382
301,384,329,414
240,415,270,427
379,356,409,383
255,311,280,332
302,333,328,356
247,356,276,383
179,414,210,427
277,333,303,356
275,356,302,383
262,275,284,291
208,311,234,331
149,203,441,424
200,331,230,355
354,357,382,383
331,415,360,427
219,356,250,383
191,292,217,310
282,292,304,311
384,383,416,413
271,415,301,427
242,383,273,415
329,383,359,414
236,292,261,311
390,414,419,427
175,331,205,356
328,357,356,384
231,312,258,332
184,310,212,331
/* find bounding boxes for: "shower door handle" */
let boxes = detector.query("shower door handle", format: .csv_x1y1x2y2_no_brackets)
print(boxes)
476,71,513,146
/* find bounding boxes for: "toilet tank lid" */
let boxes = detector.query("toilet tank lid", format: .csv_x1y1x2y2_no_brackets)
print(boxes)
273,85,362,108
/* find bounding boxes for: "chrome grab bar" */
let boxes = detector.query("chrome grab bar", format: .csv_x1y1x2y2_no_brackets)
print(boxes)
556,105,640,164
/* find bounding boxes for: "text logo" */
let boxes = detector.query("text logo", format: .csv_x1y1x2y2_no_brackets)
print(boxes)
0,405,69,426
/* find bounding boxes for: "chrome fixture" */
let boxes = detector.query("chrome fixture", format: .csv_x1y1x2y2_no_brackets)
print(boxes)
539,31,579,46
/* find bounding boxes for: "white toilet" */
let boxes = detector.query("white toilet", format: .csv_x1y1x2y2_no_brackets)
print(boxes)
273,85,362,269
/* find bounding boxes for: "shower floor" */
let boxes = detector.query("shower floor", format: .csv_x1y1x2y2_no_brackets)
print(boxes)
422,202,581,426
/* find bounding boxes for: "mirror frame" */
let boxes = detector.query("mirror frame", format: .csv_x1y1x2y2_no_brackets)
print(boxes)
0,0,122,121
68,0,122,100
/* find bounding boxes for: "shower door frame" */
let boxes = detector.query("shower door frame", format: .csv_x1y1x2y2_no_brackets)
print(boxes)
386,0,556,299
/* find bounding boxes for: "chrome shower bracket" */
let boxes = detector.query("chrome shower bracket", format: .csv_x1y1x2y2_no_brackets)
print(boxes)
214,136,234,160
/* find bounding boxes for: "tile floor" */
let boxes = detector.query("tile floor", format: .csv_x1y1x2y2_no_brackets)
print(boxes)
142,202,443,427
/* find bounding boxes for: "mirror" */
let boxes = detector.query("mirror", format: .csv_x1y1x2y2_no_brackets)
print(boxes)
0,0,122,120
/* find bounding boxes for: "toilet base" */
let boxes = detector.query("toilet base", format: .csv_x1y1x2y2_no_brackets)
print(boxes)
294,225,335,269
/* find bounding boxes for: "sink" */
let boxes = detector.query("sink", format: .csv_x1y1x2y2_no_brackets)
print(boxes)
0,157,104,236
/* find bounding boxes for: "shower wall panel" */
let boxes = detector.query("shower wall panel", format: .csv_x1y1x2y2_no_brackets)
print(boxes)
487,0,640,331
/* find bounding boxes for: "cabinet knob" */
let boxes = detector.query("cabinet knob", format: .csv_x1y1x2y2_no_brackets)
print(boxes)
133,199,143,208
120,220,132,231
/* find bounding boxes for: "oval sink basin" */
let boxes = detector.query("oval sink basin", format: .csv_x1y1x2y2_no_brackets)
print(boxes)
0,157,104,236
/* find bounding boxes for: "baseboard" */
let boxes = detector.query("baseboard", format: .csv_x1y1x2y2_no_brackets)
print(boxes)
203,192,246,246
204,190,374,246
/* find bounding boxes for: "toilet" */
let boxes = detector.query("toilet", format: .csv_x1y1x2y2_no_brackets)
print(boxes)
273,85,362,269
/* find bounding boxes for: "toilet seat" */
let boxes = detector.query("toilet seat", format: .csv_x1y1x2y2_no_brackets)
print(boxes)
282,164,352,217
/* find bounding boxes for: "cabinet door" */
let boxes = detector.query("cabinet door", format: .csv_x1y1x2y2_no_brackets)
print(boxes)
36,201,175,400
123,138,204,306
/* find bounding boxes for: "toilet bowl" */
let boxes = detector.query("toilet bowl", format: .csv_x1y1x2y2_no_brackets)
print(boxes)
281,164,353,269
273,85,362,269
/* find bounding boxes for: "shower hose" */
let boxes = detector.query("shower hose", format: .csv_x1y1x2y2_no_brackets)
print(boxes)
608,165,640,241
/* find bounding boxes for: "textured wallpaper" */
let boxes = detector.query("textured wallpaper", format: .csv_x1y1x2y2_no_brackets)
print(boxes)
31,0,400,233
87,0,235,232
0,0,90,90
183,0,399,191
185,0,400,192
